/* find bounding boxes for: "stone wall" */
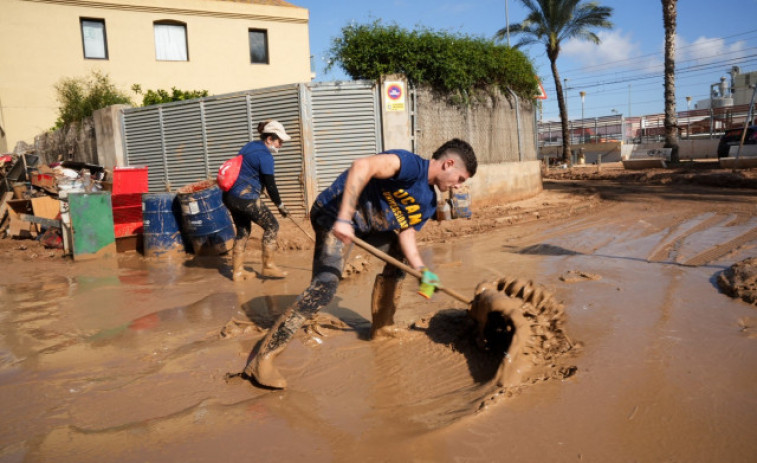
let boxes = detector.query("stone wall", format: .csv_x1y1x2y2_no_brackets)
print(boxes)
32,118,98,166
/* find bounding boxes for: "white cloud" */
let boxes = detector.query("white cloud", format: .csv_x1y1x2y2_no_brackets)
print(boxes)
677,35,748,65
561,30,644,70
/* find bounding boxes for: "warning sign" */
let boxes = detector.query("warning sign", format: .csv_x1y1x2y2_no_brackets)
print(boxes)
536,76,547,100
385,81,406,111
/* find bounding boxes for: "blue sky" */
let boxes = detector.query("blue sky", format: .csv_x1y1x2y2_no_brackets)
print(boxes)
294,0,757,121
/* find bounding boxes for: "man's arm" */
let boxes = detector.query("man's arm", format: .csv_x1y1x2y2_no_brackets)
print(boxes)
332,154,401,243
397,227,424,270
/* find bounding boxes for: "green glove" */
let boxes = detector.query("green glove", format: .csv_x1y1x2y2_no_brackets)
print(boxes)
418,267,440,299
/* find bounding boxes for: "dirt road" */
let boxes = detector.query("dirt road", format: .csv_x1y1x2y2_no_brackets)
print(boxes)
1,170,756,462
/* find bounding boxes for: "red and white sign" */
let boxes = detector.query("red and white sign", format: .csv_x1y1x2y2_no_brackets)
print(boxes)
536,77,547,100
384,81,406,111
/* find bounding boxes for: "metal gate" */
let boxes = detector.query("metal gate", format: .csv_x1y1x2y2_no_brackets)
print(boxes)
307,81,382,192
122,81,381,216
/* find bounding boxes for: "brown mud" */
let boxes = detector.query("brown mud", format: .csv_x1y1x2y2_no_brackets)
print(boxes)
1,165,757,461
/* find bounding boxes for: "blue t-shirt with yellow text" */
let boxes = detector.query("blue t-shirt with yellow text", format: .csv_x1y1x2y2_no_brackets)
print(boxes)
312,150,436,233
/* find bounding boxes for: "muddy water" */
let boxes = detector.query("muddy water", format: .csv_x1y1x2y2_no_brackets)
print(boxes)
1,183,756,462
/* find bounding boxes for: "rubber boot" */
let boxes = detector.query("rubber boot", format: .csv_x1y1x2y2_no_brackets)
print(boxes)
260,243,287,279
231,240,253,282
370,274,403,339
244,307,306,389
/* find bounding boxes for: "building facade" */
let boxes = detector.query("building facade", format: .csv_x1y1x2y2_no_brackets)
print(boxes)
0,0,312,152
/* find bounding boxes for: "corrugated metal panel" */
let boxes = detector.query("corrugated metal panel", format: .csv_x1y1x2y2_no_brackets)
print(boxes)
249,86,306,216
162,103,207,190
205,95,251,174
310,81,380,191
123,108,166,191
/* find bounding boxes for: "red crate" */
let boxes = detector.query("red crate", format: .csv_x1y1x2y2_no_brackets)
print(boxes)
111,193,142,208
114,221,144,238
112,167,148,196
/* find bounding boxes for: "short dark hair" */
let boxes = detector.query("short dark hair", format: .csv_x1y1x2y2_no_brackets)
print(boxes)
432,138,477,177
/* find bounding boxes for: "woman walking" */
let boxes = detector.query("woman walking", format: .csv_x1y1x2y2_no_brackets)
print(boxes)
224,120,291,281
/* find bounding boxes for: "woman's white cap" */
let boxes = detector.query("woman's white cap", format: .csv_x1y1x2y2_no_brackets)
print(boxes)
263,120,291,142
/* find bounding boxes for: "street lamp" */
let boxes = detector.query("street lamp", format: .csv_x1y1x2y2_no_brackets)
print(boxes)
580,91,586,142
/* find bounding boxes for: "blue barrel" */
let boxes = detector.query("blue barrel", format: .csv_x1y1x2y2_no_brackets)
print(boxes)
176,181,235,255
142,193,186,257
450,186,472,219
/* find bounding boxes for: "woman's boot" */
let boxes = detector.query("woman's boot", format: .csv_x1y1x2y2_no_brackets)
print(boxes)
260,243,287,278
231,239,254,281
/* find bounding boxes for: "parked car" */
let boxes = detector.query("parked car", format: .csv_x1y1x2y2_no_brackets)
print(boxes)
717,125,757,158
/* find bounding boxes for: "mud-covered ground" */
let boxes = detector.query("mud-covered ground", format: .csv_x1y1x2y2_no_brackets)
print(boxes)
1,163,756,462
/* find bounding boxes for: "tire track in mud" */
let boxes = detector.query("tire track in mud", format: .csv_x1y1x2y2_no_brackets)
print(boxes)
682,227,757,267
646,213,730,263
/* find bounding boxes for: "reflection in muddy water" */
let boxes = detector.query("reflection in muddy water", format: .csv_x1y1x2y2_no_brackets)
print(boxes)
0,276,77,367
87,292,239,350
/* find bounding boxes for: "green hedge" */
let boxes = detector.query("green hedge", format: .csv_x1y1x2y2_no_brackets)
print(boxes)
327,21,538,103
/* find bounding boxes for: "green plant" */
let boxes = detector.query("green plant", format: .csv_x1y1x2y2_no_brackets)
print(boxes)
133,86,209,106
326,21,538,103
53,70,132,129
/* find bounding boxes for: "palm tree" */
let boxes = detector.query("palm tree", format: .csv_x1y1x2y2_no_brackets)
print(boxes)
662,0,679,162
497,0,612,164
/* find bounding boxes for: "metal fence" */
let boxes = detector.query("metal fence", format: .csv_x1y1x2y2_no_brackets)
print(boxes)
121,81,381,216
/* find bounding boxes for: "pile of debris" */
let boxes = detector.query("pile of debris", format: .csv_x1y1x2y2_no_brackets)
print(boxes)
1,152,109,252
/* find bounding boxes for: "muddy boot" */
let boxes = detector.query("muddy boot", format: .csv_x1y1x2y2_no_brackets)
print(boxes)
370,274,403,339
260,243,287,279
231,240,253,282
244,307,306,389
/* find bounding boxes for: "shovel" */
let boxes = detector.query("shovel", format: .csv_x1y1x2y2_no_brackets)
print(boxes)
350,236,472,305
281,211,471,304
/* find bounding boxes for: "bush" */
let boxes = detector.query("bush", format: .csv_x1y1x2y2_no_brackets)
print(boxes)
132,85,209,106
53,70,132,129
327,21,538,103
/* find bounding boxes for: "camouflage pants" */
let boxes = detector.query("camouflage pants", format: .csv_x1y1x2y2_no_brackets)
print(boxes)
223,193,279,247
291,211,406,320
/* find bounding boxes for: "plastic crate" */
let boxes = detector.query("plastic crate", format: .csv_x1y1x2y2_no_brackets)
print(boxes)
114,221,144,238
111,193,143,208
112,167,148,196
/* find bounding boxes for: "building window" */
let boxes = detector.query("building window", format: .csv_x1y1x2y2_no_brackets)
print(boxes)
154,21,188,61
80,18,108,59
249,29,269,64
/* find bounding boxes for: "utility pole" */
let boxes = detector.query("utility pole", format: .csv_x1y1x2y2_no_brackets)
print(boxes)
505,0,510,46
686,96,692,139
564,78,570,146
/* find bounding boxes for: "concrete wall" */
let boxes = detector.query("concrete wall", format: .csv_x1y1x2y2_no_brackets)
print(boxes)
414,87,536,164
1,0,311,150
620,139,720,160
469,160,543,202
93,104,130,170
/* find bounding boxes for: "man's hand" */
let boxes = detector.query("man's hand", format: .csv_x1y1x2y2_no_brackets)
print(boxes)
277,204,290,218
332,218,355,244
418,267,440,299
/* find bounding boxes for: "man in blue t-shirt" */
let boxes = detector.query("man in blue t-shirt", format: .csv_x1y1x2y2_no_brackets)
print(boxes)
244,139,478,389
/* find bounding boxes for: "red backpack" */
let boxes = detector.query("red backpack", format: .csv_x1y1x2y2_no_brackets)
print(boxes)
217,155,242,191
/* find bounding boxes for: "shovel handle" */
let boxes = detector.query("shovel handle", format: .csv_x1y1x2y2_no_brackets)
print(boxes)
351,236,472,305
